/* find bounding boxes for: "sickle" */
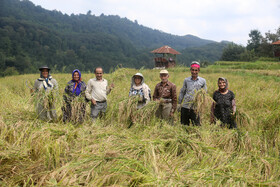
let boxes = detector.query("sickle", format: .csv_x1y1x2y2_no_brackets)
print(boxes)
25,80,33,90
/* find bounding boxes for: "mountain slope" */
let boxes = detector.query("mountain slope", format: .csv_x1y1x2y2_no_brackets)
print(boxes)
0,0,228,75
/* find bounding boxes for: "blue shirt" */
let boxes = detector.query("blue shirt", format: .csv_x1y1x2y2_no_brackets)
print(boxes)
178,76,207,109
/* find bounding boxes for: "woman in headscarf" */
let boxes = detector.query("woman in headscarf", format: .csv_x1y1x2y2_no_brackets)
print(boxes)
62,69,87,123
211,77,237,129
33,65,58,121
129,73,151,109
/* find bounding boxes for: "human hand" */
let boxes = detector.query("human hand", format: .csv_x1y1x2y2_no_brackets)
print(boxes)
170,112,174,117
110,83,115,89
91,99,97,105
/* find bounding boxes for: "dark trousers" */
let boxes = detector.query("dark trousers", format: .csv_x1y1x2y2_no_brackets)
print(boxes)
181,107,200,126
220,118,237,129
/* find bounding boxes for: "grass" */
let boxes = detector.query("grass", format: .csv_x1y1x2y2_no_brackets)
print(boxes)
1,63,280,186
211,60,280,70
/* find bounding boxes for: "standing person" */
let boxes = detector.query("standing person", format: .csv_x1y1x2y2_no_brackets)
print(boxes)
62,69,87,123
33,65,58,121
178,61,207,126
153,70,177,121
85,67,114,121
211,77,237,129
129,73,151,109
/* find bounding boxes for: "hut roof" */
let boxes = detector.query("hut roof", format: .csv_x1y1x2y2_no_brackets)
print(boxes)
272,40,280,45
151,45,181,55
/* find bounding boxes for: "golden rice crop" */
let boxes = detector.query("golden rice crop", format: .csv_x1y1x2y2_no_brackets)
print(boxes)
1,66,280,186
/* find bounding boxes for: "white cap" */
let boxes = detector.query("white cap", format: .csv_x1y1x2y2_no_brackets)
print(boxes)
160,69,169,74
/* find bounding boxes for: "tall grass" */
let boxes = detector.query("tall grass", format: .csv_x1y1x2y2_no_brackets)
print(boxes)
1,66,280,186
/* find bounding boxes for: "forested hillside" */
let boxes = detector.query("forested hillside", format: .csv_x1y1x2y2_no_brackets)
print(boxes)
178,42,230,66
0,0,228,75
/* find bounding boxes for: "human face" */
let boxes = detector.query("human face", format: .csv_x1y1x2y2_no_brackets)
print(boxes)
134,76,142,86
41,69,49,78
73,72,80,81
218,80,227,90
95,68,103,80
160,73,169,83
190,67,199,79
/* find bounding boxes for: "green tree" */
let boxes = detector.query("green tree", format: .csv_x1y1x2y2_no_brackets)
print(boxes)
255,27,280,58
239,49,257,61
220,43,245,61
247,29,262,54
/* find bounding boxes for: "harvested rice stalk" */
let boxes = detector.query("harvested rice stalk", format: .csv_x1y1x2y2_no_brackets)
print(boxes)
234,108,253,128
117,96,159,127
193,89,214,120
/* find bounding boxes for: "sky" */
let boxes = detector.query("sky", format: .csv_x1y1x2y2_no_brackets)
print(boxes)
29,0,280,45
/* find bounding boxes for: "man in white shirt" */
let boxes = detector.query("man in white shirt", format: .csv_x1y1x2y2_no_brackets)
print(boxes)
85,67,114,121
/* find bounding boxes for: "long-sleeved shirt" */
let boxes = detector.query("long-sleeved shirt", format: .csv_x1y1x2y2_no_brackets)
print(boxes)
85,78,110,102
34,77,58,92
153,81,177,112
63,80,87,103
178,76,207,109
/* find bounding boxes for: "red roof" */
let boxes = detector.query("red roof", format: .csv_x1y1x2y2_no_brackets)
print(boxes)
151,45,181,55
272,40,280,45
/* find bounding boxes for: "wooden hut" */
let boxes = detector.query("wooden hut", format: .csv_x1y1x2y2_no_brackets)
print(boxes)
151,45,181,68
272,40,280,58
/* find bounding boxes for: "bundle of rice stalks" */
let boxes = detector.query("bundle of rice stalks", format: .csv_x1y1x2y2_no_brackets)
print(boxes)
118,96,139,125
62,97,87,124
33,89,58,110
234,108,253,128
110,68,132,82
130,100,159,125
117,97,159,128
193,89,214,121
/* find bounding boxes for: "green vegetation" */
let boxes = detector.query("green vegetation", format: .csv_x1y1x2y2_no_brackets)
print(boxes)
178,42,229,67
0,0,228,76
220,29,280,62
1,63,280,186
211,61,280,70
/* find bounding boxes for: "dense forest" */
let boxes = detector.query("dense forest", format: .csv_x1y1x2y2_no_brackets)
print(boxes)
0,0,229,76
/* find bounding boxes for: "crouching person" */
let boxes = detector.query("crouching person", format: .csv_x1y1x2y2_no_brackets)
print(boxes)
62,69,87,123
85,67,114,121
33,65,58,121
153,70,177,123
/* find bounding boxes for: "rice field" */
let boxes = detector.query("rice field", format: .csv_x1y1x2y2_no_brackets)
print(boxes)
0,64,280,186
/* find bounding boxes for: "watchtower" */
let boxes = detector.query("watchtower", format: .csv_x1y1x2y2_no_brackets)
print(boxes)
151,45,181,68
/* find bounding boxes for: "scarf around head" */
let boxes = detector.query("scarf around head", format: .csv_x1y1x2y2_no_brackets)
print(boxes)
38,73,53,90
130,73,150,101
72,69,82,96
191,64,200,68
218,77,228,93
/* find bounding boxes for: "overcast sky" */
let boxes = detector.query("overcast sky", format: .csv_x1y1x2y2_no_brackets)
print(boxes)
29,0,280,45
